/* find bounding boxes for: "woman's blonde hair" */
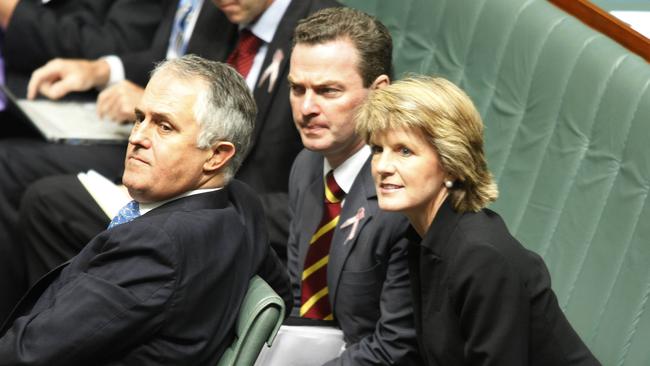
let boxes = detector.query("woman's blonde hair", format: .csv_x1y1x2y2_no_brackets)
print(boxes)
356,75,498,212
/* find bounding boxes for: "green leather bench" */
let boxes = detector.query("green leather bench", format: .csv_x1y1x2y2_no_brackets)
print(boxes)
216,276,284,366
342,0,650,364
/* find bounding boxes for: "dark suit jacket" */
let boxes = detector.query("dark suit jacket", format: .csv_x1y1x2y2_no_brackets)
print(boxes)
287,149,421,365
122,0,341,253
3,0,163,75
0,180,291,365
408,199,600,366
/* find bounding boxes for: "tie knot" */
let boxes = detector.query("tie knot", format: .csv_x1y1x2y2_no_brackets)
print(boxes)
324,170,345,203
108,200,141,229
238,29,261,48
226,29,263,77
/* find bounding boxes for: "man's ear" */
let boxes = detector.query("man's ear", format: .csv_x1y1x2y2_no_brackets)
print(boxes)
203,141,236,173
370,74,390,90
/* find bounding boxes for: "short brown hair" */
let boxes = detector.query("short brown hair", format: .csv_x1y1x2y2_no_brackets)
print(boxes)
293,7,392,87
356,75,498,212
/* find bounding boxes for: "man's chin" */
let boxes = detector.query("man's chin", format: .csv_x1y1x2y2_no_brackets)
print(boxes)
300,137,331,154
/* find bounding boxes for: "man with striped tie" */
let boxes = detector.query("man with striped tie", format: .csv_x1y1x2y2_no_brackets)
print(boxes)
285,8,421,365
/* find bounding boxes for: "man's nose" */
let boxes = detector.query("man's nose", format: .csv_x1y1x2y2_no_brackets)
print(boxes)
128,121,152,148
300,91,320,116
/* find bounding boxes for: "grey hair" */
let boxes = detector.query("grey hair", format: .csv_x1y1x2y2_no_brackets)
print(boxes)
151,55,257,182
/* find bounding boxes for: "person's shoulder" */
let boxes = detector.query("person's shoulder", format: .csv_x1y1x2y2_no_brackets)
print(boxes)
294,148,321,166
290,149,322,181
451,209,547,280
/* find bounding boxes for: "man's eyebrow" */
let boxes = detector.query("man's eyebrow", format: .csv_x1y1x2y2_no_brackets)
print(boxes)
314,80,340,87
150,111,174,122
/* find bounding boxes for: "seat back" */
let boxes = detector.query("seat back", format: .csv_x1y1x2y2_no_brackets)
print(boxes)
341,0,650,364
216,275,284,366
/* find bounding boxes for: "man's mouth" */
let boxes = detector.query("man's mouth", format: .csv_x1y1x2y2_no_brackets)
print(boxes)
128,154,149,165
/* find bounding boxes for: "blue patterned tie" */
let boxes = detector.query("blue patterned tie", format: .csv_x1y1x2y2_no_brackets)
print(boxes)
167,0,196,59
108,200,141,229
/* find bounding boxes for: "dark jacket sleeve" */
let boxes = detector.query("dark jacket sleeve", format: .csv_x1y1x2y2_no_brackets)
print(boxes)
4,0,164,74
0,224,177,365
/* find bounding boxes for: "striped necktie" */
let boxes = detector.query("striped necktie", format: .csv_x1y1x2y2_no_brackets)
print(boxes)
226,29,262,78
300,170,345,320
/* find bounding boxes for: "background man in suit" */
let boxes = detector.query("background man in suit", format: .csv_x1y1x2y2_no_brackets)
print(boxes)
285,8,420,365
0,55,290,365
0,0,163,77
0,0,338,319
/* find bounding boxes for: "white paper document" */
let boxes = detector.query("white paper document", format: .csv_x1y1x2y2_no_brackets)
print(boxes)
77,170,130,219
16,99,132,143
255,325,346,366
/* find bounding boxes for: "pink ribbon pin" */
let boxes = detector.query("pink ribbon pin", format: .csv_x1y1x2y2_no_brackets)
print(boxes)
340,207,366,243
257,49,284,93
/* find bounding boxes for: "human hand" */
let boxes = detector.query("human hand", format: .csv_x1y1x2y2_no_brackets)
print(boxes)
0,0,19,28
27,58,110,100
97,80,144,123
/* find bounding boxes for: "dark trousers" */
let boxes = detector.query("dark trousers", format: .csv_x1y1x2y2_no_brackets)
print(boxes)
0,138,125,321
20,175,110,285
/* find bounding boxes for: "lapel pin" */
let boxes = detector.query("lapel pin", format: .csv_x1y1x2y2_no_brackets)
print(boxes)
340,207,366,242
257,49,284,93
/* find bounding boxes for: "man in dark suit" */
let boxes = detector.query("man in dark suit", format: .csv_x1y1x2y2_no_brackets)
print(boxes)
285,8,420,365
0,0,163,76
0,0,338,318
0,55,290,365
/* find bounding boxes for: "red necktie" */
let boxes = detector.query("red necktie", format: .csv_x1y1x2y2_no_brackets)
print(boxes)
300,170,345,320
226,29,262,77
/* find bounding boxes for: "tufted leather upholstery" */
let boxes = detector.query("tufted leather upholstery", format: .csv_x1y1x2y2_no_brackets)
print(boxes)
341,0,650,364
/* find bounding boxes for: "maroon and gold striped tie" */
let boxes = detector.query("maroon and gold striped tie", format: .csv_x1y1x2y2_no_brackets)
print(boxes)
226,29,262,78
300,170,345,320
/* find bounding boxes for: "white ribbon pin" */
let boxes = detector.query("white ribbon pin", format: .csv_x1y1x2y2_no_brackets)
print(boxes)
257,49,284,93
340,207,366,243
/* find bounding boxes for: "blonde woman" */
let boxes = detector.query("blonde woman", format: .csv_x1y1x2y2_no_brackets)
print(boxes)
356,76,599,366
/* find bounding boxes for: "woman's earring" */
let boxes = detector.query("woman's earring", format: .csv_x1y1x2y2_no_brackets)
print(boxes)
444,180,454,189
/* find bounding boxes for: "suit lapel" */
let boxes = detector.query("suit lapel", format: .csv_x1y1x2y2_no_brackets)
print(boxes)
297,167,327,274
328,158,376,308
186,3,237,62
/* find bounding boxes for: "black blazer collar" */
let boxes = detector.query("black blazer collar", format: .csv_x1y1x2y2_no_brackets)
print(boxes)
418,198,463,255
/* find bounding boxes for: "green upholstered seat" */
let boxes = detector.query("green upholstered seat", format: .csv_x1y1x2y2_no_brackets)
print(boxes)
216,276,284,366
341,0,650,364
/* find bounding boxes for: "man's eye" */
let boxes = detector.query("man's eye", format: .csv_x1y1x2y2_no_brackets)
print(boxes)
290,85,305,95
159,123,173,132
320,87,339,96
400,147,412,156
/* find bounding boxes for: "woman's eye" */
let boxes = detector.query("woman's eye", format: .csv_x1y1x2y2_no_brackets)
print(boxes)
370,145,383,154
400,147,412,156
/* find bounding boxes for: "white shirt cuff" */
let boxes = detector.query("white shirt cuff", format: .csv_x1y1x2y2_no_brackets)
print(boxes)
100,55,125,88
